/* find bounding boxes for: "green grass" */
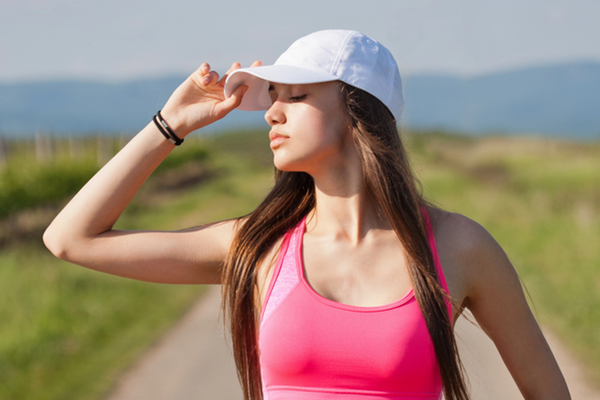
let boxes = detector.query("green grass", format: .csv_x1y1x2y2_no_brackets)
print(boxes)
0,130,273,400
0,136,209,219
406,131,600,383
2,129,599,398
0,247,202,400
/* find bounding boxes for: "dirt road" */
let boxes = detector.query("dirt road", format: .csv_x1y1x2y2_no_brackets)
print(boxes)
105,286,598,400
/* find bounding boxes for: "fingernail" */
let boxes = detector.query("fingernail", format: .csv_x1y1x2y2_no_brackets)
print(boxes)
203,76,211,85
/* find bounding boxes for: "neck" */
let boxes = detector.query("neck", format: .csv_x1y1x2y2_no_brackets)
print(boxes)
305,156,391,245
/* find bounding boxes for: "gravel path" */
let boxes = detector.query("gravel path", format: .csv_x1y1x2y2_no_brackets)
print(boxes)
104,286,598,400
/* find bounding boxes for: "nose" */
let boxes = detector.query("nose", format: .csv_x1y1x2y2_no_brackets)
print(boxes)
264,100,286,126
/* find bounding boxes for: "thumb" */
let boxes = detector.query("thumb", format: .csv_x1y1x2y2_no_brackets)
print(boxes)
216,85,249,117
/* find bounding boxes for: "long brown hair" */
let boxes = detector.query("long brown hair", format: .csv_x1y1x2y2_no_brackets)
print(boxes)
222,83,469,400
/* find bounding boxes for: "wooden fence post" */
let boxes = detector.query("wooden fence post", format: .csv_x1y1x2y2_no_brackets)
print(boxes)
0,135,7,168
69,135,85,160
35,131,53,162
97,135,113,167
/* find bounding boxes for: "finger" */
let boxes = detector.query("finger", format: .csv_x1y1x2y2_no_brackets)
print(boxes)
225,62,242,76
200,63,210,76
218,60,260,88
196,62,210,75
202,70,220,86
219,62,242,86
216,84,248,116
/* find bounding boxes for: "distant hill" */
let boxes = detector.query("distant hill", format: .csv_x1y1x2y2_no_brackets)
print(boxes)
0,77,183,134
0,77,266,136
402,62,600,139
1,62,599,139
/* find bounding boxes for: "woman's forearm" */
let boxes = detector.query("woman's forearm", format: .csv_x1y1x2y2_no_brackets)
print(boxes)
43,61,254,262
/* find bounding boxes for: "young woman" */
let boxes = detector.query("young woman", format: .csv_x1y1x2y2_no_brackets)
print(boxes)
44,30,570,400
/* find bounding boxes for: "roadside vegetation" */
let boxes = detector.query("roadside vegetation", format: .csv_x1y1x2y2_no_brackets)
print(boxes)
0,129,598,399
0,135,209,220
0,131,273,400
407,131,600,387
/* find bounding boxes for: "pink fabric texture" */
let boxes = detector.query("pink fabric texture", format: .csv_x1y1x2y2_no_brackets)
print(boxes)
259,209,450,399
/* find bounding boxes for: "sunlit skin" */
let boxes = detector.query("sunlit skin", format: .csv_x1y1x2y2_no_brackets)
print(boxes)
43,61,571,400
265,82,355,175
261,81,411,309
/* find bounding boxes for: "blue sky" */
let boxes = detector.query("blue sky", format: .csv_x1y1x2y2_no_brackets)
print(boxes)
1,0,599,82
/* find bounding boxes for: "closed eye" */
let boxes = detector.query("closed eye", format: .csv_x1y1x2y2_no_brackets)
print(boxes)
290,94,307,102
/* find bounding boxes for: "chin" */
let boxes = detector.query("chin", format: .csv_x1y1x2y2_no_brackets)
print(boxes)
272,155,295,172
272,153,315,174
274,164,298,173
274,161,307,174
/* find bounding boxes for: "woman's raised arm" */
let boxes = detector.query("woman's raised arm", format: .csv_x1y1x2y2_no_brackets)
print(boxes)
43,62,259,284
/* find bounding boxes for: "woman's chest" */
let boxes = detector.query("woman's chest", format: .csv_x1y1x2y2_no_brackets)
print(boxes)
300,231,413,308
259,285,440,392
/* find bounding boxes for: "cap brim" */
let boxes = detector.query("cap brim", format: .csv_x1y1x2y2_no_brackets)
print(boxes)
224,65,338,111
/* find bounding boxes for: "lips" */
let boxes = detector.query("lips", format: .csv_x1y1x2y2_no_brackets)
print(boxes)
269,131,288,148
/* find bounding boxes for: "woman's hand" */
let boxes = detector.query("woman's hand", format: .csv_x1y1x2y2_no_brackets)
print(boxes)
44,61,261,283
161,61,262,137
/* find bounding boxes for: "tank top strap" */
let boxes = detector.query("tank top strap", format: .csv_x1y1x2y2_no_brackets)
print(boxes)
421,207,453,320
260,217,306,327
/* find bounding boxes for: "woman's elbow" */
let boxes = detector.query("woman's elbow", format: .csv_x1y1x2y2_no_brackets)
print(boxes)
43,225,72,260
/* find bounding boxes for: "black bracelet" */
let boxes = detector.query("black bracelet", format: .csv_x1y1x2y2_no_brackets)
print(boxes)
153,115,177,145
153,110,184,146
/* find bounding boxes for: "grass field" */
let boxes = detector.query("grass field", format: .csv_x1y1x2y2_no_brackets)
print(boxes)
0,131,274,400
0,129,598,399
407,132,600,384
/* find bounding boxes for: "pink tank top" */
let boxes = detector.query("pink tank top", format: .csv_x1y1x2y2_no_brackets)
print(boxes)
259,209,451,400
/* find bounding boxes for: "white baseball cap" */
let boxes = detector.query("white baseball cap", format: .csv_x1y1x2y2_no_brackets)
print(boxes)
223,29,405,122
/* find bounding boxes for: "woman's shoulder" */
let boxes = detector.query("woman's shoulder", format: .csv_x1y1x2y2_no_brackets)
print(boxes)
427,207,515,302
427,208,502,259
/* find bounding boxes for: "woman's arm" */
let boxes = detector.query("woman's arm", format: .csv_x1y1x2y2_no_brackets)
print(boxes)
43,62,258,284
435,212,570,400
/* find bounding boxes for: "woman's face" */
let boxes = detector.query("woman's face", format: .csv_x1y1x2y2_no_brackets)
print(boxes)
264,81,354,174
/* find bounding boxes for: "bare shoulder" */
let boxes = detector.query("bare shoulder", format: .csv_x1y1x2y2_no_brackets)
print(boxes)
426,210,570,397
428,208,503,260
427,208,516,306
